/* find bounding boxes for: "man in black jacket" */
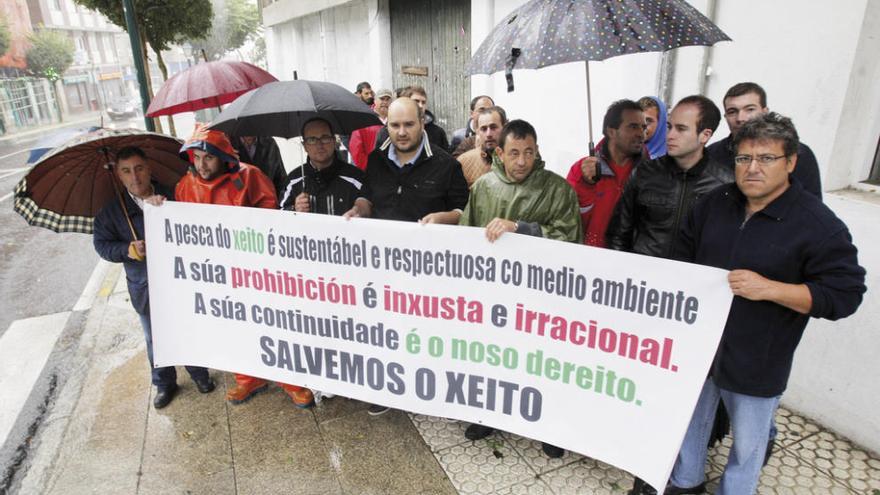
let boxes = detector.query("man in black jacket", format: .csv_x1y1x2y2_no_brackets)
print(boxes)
356,97,467,416
610,96,733,495
232,136,288,198
707,82,822,199
363,97,468,224
93,146,214,409
279,118,371,217
667,113,865,495
607,95,732,258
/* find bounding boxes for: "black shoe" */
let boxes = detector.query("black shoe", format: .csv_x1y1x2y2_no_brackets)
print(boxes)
464,423,495,441
153,384,179,409
663,483,706,495
194,377,215,394
763,437,775,466
367,404,390,416
628,477,658,495
541,442,564,458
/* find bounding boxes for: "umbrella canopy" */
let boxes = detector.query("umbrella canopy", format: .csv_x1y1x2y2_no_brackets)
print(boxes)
468,0,731,74
145,60,278,117
466,0,731,146
13,128,189,234
209,80,382,138
27,126,102,165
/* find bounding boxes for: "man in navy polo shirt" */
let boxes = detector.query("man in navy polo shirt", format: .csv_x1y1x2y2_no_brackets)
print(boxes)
666,113,865,495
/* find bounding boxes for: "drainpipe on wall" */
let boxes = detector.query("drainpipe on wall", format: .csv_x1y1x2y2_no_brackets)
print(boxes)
656,49,676,105
697,0,719,96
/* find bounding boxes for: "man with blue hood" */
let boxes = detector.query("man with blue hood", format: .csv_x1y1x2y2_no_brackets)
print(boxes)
639,96,667,159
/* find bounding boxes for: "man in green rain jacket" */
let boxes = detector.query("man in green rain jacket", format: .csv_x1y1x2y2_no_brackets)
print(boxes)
460,119,583,244
458,119,581,458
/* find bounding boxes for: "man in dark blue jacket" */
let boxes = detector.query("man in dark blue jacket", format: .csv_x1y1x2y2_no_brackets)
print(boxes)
93,146,214,409
666,114,865,495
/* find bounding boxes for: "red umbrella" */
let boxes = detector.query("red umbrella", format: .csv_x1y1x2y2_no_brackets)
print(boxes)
146,61,278,117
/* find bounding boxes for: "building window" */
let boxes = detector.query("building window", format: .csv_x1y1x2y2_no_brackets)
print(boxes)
51,0,62,10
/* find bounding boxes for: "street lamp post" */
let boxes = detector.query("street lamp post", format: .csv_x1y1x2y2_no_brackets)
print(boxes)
122,0,154,132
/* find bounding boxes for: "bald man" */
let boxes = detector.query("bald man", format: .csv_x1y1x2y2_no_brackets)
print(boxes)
356,97,469,416
361,97,468,224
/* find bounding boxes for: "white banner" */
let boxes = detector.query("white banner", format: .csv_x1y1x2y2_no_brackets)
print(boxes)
145,201,732,490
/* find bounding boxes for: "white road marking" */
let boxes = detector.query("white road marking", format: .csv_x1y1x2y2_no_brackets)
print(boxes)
0,148,28,161
0,167,29,180
0,312,70,447
72,260,112,312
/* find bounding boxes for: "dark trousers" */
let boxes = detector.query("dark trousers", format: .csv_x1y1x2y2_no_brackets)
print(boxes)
138,313,209,390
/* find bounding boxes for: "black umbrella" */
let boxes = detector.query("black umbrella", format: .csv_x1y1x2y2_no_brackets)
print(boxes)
208,80,382,138
467,0,731,150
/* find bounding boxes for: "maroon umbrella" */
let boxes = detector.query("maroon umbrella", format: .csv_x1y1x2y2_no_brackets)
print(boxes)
13,128,189,234
146,61,278,117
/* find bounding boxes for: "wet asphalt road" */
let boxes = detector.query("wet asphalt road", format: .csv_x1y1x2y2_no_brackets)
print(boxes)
0,118,117,338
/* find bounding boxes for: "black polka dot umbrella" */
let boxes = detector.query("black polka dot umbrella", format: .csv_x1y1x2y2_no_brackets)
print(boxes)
467,0,731,149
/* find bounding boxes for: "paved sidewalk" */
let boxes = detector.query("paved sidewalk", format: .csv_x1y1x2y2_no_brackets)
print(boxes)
14,264,880,494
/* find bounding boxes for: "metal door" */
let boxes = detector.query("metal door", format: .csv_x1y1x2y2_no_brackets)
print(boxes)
390,0,471,144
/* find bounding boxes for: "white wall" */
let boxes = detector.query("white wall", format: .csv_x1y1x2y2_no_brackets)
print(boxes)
784,193,880,454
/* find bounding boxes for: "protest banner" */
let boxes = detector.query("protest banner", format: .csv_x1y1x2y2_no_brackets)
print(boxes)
145,201,732,489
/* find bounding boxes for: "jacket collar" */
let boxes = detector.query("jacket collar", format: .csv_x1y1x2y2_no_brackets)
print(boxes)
379,130,434,167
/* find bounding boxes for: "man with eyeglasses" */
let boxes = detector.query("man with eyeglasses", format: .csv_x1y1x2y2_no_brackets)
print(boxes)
663,113,865,495
707,82,822,198
280,117,371,218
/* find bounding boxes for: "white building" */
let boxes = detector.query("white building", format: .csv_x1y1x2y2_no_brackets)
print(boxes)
261,0,880,453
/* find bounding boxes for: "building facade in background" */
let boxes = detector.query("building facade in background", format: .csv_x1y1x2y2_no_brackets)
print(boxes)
27,0,133,115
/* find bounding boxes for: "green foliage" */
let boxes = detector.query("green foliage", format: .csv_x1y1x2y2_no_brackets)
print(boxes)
73,0,212,52
25,29,74,81
188,0,260,60
0,14,11,57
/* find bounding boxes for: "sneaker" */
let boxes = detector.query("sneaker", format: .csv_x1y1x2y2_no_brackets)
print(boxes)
225,380,269,404
464,423,495,441
367,403,390,416
285,387,314,408
541,442,564,458
628,477,658,495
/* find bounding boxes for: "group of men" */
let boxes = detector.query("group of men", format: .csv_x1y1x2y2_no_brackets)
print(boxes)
92,80,865,495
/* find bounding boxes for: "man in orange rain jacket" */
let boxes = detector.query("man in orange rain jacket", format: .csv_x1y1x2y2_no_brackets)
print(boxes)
175,124,315,408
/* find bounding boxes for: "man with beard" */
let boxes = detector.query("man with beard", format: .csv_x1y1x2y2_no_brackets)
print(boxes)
457,106,507,187
566,99,649,246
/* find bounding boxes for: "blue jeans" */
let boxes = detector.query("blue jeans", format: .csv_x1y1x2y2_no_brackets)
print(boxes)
670,378,780,495
139,313,209,390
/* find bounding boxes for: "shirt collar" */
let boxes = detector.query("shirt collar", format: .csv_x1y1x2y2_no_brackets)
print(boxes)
387,131,427,168
733,177,804,221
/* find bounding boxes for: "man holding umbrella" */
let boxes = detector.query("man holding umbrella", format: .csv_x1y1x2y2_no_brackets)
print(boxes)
174,124,316,408
565,99,649,247
93,146,214,409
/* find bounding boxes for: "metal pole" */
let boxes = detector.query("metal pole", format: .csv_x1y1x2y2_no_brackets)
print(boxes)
122,0,154,131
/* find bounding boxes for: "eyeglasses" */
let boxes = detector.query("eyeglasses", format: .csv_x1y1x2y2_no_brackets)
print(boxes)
733,154,788,166
303,135,335,146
